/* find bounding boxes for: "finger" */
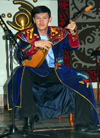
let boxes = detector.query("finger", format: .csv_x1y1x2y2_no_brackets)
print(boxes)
65,24,70,29
44,46,49,50
47,40,53,45
42,40,53,46
70,20,72,23
45,42,52,48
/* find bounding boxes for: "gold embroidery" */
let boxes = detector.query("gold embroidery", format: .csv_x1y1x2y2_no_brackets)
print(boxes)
79,80,92,88
72,32,77,35
79,81,92,88
52,34,55,36
79,81,84,84
34,47,38,50
26,28,34,39
55,65,58,70
50,27,59,35
34,34,37,36
31,51,35,53
87,82,92,88
72,37,76,41
56,58,58,62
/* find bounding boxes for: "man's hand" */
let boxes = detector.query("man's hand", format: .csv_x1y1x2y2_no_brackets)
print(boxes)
65,20,76,34
35,40,53,50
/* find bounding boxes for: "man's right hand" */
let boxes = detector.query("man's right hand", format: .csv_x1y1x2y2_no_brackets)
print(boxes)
35,40,53,50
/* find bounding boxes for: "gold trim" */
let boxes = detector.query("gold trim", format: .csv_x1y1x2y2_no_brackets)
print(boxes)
19,66,26,108
25,66,49,77
70,44,80,48
70,91,75,102
7,86,10,110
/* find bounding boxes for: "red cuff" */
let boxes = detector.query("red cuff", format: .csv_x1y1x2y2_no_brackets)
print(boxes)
68,29,80,48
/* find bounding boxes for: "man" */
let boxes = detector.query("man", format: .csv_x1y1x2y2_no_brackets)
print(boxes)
8,6,100,133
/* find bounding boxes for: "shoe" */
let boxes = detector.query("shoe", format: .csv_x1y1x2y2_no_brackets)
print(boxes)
75,123,100,132
22,115,39,133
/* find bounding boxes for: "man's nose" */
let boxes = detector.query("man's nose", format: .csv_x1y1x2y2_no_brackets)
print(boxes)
40,18,43,24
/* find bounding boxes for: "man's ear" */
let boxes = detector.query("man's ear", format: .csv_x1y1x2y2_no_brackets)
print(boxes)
49,17,52,23
33,17,35,23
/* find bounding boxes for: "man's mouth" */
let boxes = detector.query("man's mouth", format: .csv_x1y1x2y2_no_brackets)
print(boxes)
40,24,44,26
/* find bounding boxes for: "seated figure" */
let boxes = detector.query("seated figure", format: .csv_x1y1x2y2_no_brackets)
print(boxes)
7,5,100,133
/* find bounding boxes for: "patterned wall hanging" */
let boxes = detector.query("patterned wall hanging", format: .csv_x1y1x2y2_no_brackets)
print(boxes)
58,0,70,67
58,0,100,82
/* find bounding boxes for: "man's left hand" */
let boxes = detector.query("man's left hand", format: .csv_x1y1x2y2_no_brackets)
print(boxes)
65,20,76,34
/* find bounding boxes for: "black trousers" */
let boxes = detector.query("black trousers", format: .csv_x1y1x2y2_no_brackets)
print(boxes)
20,67,93,125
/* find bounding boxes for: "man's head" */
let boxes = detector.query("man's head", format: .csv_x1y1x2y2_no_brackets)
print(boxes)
32,6,52,35
31,6,51,18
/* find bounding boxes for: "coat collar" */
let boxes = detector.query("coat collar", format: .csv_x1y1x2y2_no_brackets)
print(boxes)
17,25,67,44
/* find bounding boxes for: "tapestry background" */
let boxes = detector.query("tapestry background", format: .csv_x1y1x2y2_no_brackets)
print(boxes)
58,0,100,82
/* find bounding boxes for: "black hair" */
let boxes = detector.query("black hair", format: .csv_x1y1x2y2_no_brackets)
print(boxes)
31,6,51,18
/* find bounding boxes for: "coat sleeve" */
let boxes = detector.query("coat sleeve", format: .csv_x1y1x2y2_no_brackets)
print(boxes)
62,29,80,51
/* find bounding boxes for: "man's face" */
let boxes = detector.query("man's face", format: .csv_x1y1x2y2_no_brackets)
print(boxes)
33,12,52,32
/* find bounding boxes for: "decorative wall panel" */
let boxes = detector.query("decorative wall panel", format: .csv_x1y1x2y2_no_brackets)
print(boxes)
58,0,100,81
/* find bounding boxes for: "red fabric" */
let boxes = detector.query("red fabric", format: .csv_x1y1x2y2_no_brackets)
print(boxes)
68,30,80,48
63,49,70,67
58,0,69,28
58,0,70,67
